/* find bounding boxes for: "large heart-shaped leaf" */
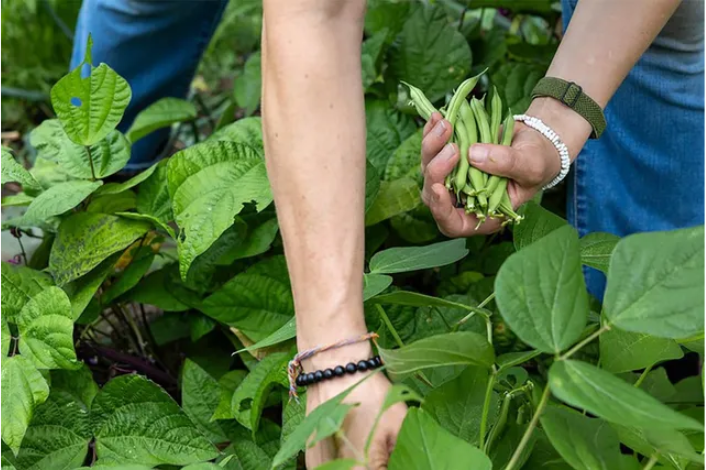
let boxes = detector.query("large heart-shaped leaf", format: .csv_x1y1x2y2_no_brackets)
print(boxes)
603,226,705,338
369,239,468,274
513,201,567,251
126,97,197,142
167,141,273,279
495,225,588,354
17,286,79,370
379,332,494,376
201,256,293,342
1,355,50,454
15,389,92,470
50,37,132,146
49,213,151,285
30,119,131,179
91,374,218,466
549,360,703,431
388,408,491,470
600,327,683,374
388,4,472,104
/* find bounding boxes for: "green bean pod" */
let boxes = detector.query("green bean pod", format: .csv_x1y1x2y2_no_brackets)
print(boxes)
469,98,490,208
453,103,474,193
487,177,508,215
485,111,515,206
498,191,522,224
471,97,492,144
488,86,503,145
401,81,438,121
445,69,487,130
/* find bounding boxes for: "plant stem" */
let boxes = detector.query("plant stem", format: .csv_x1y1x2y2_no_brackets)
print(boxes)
558,324,610,361
376,304,403,349
453,292,495,332
375,304,433,388
634,364,653,388
85,145,97,180
17,235,28,265
505,384,551,470
642,454,659,470
479,370,497,449
485,315,493,346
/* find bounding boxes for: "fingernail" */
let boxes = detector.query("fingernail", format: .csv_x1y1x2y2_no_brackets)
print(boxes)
438,143,455,161
432,120,446,137
469,145,488,163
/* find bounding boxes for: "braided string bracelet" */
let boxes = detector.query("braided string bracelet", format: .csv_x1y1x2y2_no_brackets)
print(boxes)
287,332,381,402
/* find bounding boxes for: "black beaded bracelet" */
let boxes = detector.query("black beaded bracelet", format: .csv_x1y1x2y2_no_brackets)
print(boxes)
295,355,383,387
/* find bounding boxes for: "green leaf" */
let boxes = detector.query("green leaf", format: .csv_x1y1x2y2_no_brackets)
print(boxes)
540,405,625,470
677,331,704,355
579,232,620,274
181,359,228,444
600,327,684,374
495,225,589,354
212,370,248,421
621,368,678,403
548,360,703,431
217,218,279,265
91,374,219,466
16,286,79,370
200,256,294,341
365,0,411,38
50,365,99,411
365,159,382,214
223,439,272,470
94,162,160,196
496,350,542,371
88,191,137,214
117,211,175,239
49,212,151,285
522,429,572,470
513,201,567,251
388,4,472,103
1,355,50,454
231,353,289,431
363,273,393,301
136,159,172,223
102,248,154,304
423,366,498,444
272,386,357,468
489,417,537,470
124,268,189,312
388,408,492,470
1,147,40,190
491,62,545,114
209,117,264,153
390,208,438,244
364,100,416,171
233,52,262,116
603,226,705,338
369,239,469,274
613,424,703,468
1,263,53,322
384,130,422,183
30,119,131,179
50,39,132,146
15,389,92,470
379,332,494,376
2,193,35,207
235,319,296,354
126,97,197,142
365,177,421,226
19,180,102,226
167,141,273,279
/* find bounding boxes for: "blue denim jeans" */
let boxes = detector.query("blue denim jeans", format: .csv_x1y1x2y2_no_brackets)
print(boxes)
562,0,705,298
71,0,228,170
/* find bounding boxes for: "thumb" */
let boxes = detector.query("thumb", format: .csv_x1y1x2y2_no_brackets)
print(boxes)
467,143,546,187
368,435,392,470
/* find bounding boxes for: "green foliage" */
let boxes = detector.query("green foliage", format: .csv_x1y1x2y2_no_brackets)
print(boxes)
2,5,703,470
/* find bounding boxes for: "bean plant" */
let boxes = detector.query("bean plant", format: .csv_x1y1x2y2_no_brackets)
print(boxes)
1,2,704,470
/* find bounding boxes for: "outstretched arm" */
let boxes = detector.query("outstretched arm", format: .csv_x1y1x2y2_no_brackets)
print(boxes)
261,1,406,467
421,0,682,236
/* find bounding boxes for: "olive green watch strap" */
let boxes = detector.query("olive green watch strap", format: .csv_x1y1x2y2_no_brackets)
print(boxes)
530,77,607,139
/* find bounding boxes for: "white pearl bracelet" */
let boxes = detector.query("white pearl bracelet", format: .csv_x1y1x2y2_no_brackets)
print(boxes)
513,114,571,190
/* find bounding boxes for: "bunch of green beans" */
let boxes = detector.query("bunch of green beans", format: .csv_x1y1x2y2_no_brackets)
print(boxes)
403,72,522,228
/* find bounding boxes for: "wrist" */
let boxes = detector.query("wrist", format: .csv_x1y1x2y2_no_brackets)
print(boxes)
525,97,592,161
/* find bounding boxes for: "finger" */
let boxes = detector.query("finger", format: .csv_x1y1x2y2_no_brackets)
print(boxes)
305,436,336,469
427,184,506,237
421,117,453,170
421,144,458,206
467,143,546,187
422,112,441,138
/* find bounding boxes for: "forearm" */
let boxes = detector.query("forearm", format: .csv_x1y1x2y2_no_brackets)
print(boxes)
528,0,681,157
261,0,368,350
